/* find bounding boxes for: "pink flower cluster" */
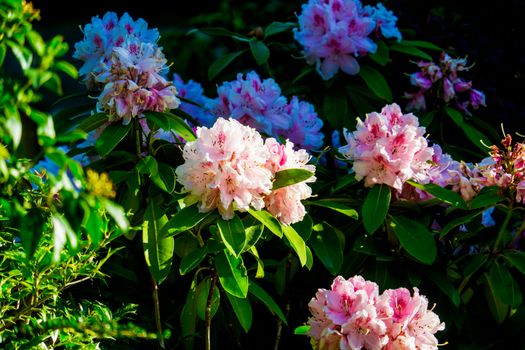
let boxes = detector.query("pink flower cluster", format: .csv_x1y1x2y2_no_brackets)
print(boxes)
404,52,486,115
307,275,445,350
175,118,316,224
75,12,180,125
73,12,159,89
294,0,401,80
338,103,433,192
208,71,324,151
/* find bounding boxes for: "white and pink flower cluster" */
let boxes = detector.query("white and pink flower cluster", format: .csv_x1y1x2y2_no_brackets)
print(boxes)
175,118,316,224
294,0,401,80
74,12,180,124
404,52,486,115
208,71,324,151
307,275,445,350
338,103,433,192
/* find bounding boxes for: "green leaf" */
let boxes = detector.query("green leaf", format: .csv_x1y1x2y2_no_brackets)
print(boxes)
101,198,129,231
427,269,461,307
137,155,159,176
484,273,509,323
0,43,6,66
162,204,212,237
389,43,433,61
217,215,246,257
407,180,467,209
358,65,393,102
469,186,504,209
282,225,307,267
272,168,314,190
95,122,132,156
248,246,265,278
504,251,525,276
249,39,270,65
225,292,252,333
145,111,196,142
215,250,248,298
323,88,349,129
248,209,283,238
195,277,220,320
55,60,78,79
208,50,247,80
294,325,310,335
310,222,343,275
439,210,484,238
369,40,389,66
180,246,208,275
488,263,522,308
390,216,437,265
331,173,357,192
264,21,295,38
308,199,359,219
181,280,198,349
154,162,177,194
402,39,443,51
7,40,33,70
249,281,287,325
143,201,174,284
20,209,44,259
444,106,491,152
51,214,78,261
362,184,391,234
4,105,22,149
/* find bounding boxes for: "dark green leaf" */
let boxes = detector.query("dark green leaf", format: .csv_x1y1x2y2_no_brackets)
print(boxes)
358,65,393,102
208,50,247,80
217,215,246,257
362,184,391,234
20,209,44,258
308,199,359,219
310,222,343,275
353,235,393,260
143,201,174,284
137,155,159,176
249,39,270,65
390,216,437,265
225,292,252,332
504,251,525,276
389,43,433,61
180,246,208,275
331,173,357,192
469,186,504,209
407,180,467,209
272,168,314,190
488,263,522,308
0,43,6,66
248,209,283,238
439,210,484,238
292,213,313,242
95,122,132,156
162,204,213,237
444,106,491,152
249,282,287,325
215,250,248,298
145,111,196,142
323,88,349,129
154,162,177,194
369,40,389,66
427,269,461,307
282,225,307,266
402,40,443,51
196,277,220,320
484,273,509,323
264,21,295,38
181,281,197,349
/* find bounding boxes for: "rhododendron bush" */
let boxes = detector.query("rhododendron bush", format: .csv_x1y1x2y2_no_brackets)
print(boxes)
1,0,525,349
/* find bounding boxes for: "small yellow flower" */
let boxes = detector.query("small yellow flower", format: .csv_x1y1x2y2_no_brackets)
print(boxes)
86,169,116,199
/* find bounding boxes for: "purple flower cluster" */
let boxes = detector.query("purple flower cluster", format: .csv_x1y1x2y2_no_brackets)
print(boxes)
404,52,486,115
208,71,324,150
172,73,214,127
74,12,180,125
294,0,402,80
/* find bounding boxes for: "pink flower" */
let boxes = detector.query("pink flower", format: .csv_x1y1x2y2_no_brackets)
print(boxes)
175,118,273,219
469,89,486,109
442,78,455,103
405,290,445,349
339,103,433,192
279,96,324,150
410,72,432,90
264,138,316,225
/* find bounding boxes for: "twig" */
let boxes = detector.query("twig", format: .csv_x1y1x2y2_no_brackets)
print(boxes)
152,277,165,349
205,271,218,350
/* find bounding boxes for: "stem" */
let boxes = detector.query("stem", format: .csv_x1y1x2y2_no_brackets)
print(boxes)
274,251,292,350
205,272,218,350
493,202,513,253
264,61,274,79
152,277,165,349
135,120,143,159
